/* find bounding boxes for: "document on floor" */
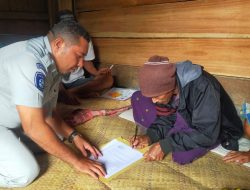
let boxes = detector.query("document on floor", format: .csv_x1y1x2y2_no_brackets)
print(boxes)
101,87,137,101
118,108,135,122
90,138,143,180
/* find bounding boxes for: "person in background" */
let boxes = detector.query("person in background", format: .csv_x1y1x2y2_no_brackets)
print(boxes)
57,10,113,105
0,20,106,188
130,55,243,164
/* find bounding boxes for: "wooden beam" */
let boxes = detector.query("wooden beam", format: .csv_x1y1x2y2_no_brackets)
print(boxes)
93,38,250,79
90,32,250,39
76,0,188,11
78,0,250,35
47,0,57,28
58,0,73,11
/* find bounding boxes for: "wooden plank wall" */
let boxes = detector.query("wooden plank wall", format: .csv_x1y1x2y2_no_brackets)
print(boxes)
77,0,250,78
76,0,250,106
0,0,52,35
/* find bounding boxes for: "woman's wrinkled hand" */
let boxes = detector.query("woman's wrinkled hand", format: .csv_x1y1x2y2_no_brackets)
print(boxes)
144,142,165,161
130,135,151,149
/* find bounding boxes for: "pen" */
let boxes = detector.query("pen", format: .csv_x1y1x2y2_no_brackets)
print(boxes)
109,64,114,70
132,124,138,148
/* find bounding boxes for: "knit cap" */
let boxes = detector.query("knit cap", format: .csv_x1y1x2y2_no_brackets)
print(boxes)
139,55,176,97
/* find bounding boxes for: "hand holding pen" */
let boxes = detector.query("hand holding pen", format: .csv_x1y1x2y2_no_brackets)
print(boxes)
131,124,138,148
109,64,114,70
98,65,114,76
130,128,151,149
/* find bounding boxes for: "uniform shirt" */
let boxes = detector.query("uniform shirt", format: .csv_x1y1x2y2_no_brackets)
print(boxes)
62,40,95,84
0,36,61,128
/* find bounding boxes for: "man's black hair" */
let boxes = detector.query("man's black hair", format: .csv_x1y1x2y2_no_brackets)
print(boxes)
51,10,90,44
51,20,90,44
56,9,77,23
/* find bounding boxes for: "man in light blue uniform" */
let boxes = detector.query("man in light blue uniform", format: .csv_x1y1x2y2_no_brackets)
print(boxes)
0,20,106,188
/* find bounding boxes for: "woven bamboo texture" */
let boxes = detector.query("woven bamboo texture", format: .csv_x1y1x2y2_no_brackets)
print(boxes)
1,98,249,190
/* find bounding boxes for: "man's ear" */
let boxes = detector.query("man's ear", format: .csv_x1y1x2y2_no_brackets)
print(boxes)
53,37,65,52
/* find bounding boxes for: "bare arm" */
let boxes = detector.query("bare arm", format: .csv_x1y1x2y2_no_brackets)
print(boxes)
16,105,106,179
83,61,98,76
46,109,102,158
45,109,75,139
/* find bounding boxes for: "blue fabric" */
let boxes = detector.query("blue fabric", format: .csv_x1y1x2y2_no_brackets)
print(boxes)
176,60,202,88
241,102,250,124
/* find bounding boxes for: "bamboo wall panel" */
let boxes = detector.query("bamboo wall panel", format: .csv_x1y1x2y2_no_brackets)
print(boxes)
24,0,47,12
0,0,47,12
0,0,49,35
78,0,250,37
58,0,73,11
76,0,188,11
0,12,48,20
6,0,29,11
0,0,9,11
93,38,250,78
0,20,49,35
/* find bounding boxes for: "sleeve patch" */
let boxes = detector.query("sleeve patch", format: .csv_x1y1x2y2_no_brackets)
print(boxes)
34,72,45,92
36,63,47,74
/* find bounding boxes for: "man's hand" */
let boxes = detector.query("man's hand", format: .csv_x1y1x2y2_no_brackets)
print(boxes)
72,135,106,179
74,157,106,179
130,135,151,149
97,68,111,76
73,135,102,159
223,151,250,164
144,142,165,161
17,105,105,180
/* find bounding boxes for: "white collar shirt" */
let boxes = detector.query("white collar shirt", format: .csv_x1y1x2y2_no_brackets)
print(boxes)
0,36,61,128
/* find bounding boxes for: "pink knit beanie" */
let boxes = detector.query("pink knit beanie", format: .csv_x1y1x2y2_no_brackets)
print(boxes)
139,55,176,97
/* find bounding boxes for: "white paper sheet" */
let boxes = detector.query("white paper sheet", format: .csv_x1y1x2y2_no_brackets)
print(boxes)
118,109,135,122
119,109,147,135
91,139,143,179
101,87,137,101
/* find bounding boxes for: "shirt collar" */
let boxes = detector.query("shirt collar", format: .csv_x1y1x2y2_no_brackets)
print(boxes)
43,36,52,54
42,36,58,74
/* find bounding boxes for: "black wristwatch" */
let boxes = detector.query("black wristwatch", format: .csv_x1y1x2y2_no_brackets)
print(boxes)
68,130,82,143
